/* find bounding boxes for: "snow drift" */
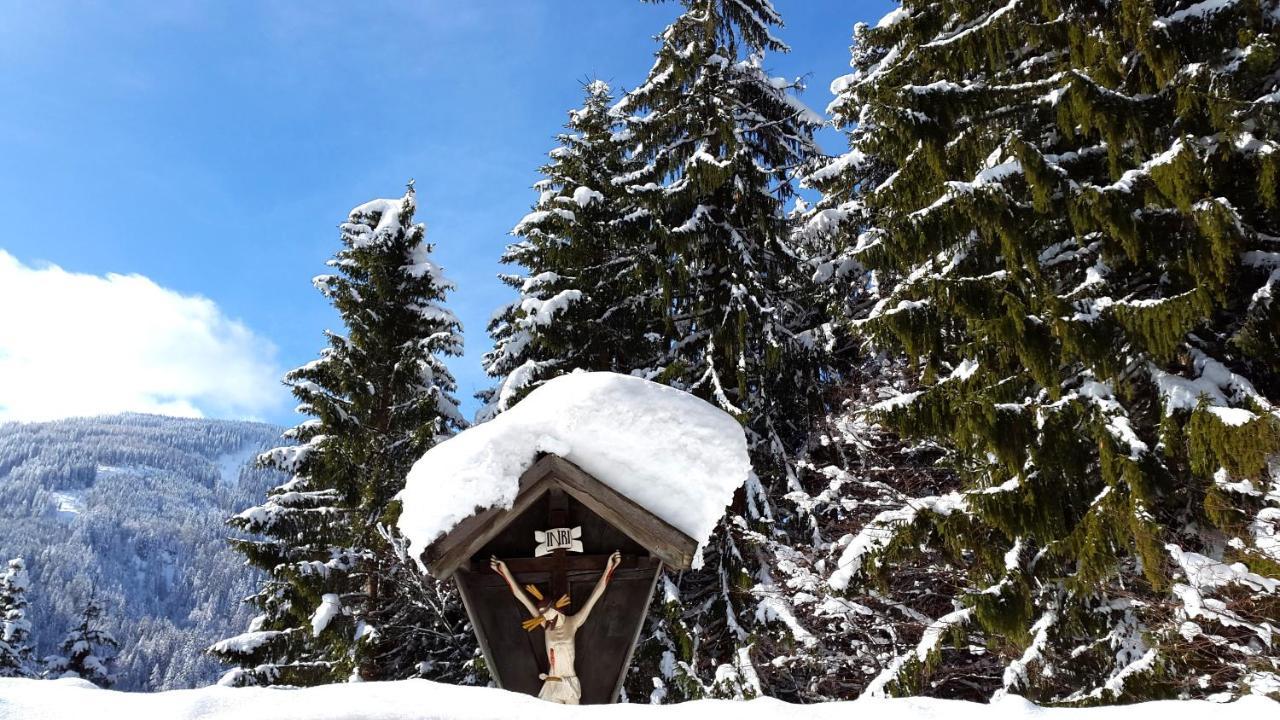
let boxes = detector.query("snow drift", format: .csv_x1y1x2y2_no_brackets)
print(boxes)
1,678,1276,720
397,372,751,562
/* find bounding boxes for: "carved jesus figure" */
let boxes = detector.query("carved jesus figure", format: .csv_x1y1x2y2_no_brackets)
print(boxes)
490,550,623,704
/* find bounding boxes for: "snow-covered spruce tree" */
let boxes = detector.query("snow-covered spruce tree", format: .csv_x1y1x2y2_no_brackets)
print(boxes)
482,80,656,414
212,185,472,686
823,1,1280,703
757,19,1008,703
754,204,1008,697
782,146,1003,700
44,596,119,688
763,366,1003,702
616,0,825,467
367,527,475,684
0,558,35,678
610,0,827,701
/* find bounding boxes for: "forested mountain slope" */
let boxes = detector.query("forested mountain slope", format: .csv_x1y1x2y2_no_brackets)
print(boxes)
0,414,284,691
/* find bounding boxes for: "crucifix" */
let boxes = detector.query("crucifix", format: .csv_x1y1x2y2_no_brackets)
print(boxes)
488,488,622,704
423,454,698,706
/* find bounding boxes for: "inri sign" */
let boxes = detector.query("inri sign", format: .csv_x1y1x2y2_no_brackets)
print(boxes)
534,526,583,557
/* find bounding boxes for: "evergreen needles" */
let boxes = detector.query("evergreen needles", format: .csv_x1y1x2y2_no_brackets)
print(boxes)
212,186,474,686
809,0,1280,703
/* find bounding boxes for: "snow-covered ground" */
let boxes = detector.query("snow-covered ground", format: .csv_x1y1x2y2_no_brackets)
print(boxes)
0,678,1274,720
214,441,262,486
49,490,84,520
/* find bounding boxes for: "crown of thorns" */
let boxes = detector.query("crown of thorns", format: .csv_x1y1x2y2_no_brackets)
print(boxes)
520,584,571,631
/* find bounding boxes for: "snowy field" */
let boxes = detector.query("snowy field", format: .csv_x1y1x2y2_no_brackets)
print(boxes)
0,678,1275,720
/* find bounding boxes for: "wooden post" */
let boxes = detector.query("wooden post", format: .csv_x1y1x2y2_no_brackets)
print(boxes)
548,488,569,602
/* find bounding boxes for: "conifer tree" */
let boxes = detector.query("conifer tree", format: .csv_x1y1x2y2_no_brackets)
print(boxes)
608,0,826,701
822,1,1280,702
753,351,1007,700
616,0,824,474
0,558,35,678
482,80,656,414
212,185,471,686
777,16,1003,703
44,596,118,688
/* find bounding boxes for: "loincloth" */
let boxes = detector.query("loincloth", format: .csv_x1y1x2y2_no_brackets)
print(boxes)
537,673,582,704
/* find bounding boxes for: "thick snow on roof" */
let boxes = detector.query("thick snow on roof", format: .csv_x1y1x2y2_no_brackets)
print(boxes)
2,677,1276,720
397,372,751,561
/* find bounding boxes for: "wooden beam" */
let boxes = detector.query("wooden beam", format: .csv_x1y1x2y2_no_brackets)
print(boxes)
479,554,646,575
463,557,661,589
610,562,662,703
541,456,697,571
548,488,569,600
453,570,503,689
424,453,565,576
425,460,559,578
423,453,700,577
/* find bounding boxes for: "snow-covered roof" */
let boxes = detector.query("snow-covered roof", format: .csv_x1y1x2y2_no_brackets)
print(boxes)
397,372,751,564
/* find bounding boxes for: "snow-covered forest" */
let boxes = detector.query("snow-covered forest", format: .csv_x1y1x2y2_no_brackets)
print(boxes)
0,416,283,690
2,0,1279,715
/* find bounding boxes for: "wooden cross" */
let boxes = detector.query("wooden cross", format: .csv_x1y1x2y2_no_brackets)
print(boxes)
548,488,570,600
491,488,629,609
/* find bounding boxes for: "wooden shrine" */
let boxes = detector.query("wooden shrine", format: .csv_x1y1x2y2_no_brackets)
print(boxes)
420,453,698,704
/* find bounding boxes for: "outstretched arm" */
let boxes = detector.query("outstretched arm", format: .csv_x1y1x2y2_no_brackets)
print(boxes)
490,556,539,618
571,551,622,627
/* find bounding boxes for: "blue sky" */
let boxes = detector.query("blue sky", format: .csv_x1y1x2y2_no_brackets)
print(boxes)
0,0,893,426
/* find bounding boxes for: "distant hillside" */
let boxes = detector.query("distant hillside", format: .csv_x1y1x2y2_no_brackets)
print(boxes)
0,414,286,691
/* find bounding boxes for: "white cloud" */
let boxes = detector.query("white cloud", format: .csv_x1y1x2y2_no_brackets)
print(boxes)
0,250,283,423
